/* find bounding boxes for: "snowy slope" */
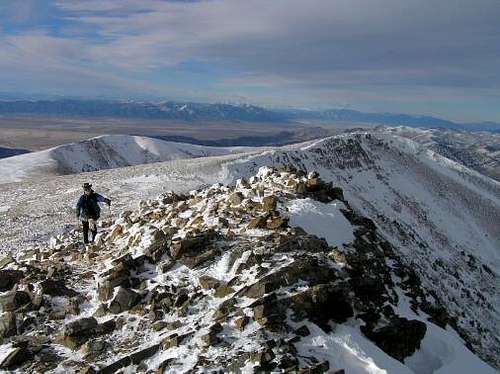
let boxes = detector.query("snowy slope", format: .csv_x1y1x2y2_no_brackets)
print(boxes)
0,134,259,184
219,133,500,367
376,126,500,182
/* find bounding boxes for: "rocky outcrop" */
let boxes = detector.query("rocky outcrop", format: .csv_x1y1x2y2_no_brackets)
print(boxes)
0,166,478,372
362,318,427,362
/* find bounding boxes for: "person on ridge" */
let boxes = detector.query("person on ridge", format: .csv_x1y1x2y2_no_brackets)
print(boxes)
76,183,111,244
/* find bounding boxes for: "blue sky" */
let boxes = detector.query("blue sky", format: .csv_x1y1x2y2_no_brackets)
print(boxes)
0,0,499,122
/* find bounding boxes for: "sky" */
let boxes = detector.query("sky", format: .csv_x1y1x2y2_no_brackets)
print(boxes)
0,0,499,122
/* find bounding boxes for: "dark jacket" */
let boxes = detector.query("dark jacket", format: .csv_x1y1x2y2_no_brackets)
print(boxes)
76,191,107,220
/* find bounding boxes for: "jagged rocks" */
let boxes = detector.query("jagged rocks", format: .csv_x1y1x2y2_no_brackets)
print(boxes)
0,254,15,269
361,317,427,362
170,231,220,268
238,257,337,300
0,269,24,291
198,275,221,290
0,311,17,338
96,344,161,374
60,317,99,350
142,227,169,263
262,195,278,212
64,317,98,336
213,298,237,321
3,166,478,372
60,317,115,351
251,348,275,366
266,216,288,230
0,290,31,312
298,361,330,374
251,294,286,331
201,323,223,347
40,279,79,297
287,284,353,332
247,216,267,229
229,192,244,205
0,345,32,370
233,316,249,331
108,287,141,314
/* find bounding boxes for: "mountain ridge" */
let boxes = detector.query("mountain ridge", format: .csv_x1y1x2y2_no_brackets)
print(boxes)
0,165,497,373
0,131,498,371
1,99,499,132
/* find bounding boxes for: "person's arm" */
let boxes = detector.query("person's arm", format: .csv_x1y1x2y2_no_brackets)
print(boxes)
75,196,83,218
96,193,111,206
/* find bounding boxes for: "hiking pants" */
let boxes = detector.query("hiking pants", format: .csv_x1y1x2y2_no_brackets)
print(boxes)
82,219,97,244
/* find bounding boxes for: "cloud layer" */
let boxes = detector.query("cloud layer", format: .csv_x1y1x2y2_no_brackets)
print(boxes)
1,0,499,121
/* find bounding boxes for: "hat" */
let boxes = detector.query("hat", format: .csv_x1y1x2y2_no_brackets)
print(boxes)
83,183,92,189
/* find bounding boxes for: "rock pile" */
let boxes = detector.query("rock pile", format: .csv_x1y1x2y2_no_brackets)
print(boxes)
0,166,450,372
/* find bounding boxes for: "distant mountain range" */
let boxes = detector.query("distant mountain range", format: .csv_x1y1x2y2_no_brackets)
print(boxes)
0,99,499,132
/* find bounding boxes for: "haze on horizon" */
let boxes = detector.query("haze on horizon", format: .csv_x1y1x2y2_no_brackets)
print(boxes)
0,0,499,123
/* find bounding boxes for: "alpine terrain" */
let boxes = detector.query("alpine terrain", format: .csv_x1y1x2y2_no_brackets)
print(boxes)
0,131,498,373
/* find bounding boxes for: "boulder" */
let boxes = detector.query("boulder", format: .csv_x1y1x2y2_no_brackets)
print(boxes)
198,275,221,290
233,316,249,331
143,228,169,263
0,312,17,338
64,317,98,337
0,270,24,292
97,344,161,374
266,216,288,230
170,231,217,259
362,318,427,362
247,216,267,230
40,279,79,297
0,346,32,369
287,284,353,332
214,284,235,298
158,258,176,273
298,361,330,373
262,196,278,212
0,291,31,312
251,348,275,366
152,321,168,331
229,192,244,205
213,298,237,321
179,248,221,269
108,224,124,242
0,255,14,270
295,325,311,337
109,287,141,314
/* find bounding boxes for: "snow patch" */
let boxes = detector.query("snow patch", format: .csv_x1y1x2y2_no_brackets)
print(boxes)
285,198,355,248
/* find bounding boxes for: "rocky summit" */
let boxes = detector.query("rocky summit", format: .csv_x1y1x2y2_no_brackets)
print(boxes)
0,166,496,373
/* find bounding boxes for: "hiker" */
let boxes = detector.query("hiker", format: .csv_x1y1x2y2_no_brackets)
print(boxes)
76,183,111,244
